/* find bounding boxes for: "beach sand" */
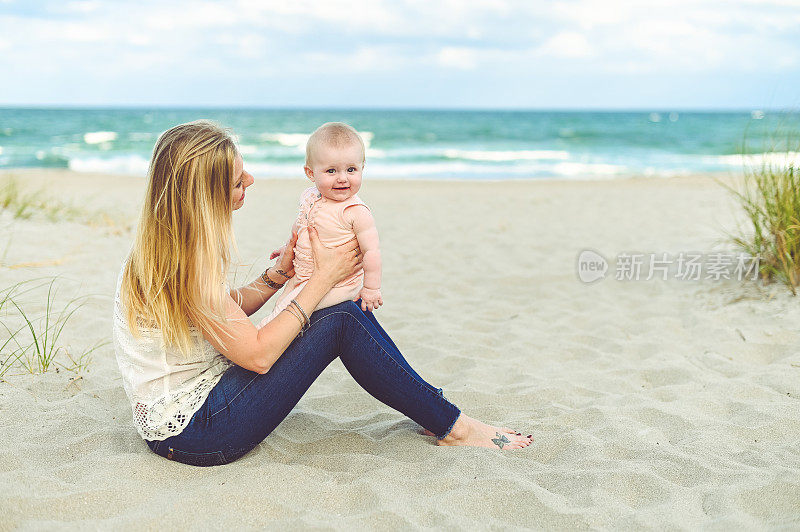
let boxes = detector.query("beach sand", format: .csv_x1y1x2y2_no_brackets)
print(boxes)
1,169,799,529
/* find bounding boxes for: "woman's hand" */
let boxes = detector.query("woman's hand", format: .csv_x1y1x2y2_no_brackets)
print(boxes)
269,231,298,279
308,225,362,288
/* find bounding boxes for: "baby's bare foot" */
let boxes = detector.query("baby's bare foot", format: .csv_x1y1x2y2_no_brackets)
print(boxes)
425,414,533,449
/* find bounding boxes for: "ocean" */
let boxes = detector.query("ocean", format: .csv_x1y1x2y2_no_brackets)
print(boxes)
0,108,796,180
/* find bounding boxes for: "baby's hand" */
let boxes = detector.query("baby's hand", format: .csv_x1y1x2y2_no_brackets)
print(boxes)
357,287,383,312
269,245,285,260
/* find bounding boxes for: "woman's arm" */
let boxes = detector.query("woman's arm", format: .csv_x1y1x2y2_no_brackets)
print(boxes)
229,266,288,317
231,231,298,316
201,226,362,374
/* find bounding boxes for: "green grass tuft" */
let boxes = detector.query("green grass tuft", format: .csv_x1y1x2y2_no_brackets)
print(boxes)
0,176,90,223
0,277,107,379
721,121,800,295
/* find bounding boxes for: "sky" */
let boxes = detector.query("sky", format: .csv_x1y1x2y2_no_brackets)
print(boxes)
0,0,799,109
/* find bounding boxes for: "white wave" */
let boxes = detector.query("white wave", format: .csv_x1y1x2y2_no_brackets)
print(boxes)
245,160,510,179
704,151,800,167
68,154,149,175
365,161,485,177
238,144,259,155
359,161,626,179
751,110,765,120
443,149,570,162
83,131,118,144
359,131,374,147
259,130,374,149
367,158,626,179
259,133,308,148
0,146,3,155
244,162,306,177
642,167,692,178
60,153,625,180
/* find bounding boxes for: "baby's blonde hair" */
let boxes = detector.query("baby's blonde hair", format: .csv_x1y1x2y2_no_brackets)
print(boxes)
305,122,365,166
121,120,238,356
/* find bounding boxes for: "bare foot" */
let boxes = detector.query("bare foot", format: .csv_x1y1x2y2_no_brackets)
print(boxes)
424,414,533,449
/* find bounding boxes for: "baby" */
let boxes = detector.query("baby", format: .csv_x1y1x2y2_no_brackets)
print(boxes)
259,122,382,327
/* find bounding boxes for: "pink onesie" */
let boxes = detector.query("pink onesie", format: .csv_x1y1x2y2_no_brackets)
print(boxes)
259,186,368,327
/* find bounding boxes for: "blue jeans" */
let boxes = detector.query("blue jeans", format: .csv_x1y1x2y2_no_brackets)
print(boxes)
145,300,461,466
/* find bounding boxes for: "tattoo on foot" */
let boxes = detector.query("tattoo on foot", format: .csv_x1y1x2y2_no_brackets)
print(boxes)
274,269,291,279
491,432,510,449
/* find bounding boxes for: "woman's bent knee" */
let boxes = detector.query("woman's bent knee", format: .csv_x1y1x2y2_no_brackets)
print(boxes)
341,300,365,316
311,300,363,323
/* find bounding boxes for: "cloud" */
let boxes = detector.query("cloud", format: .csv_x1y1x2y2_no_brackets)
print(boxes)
537,31,594,59
64,1,102,14
437,47,478,70
0,0,798,106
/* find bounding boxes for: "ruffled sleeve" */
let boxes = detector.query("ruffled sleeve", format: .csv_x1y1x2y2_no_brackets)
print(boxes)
297,186,322,227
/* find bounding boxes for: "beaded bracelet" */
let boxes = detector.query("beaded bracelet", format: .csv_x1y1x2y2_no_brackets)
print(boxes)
260,270,285,290
282,305,305,330
283,304,309,336
290,299,310,325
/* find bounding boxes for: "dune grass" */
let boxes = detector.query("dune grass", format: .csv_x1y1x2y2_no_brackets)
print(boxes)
0,176,84,222
0,174,121,378
0,283,25,377
721,124,800,294
0,175,130,232
0,278,107,379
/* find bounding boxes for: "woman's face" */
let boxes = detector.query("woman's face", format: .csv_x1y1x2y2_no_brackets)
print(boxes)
231,153,254,210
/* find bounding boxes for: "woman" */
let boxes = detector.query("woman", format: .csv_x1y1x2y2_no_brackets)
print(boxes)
113,120,533,467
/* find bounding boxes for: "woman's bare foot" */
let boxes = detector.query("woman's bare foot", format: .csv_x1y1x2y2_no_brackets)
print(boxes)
422,414,533,449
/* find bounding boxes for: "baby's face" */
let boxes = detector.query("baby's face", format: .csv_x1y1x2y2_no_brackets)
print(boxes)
305,142,364,202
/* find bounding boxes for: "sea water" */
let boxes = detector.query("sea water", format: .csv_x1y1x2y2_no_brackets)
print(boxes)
0,108,796,180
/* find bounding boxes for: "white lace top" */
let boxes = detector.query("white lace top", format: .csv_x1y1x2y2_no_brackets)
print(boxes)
112,264,233,441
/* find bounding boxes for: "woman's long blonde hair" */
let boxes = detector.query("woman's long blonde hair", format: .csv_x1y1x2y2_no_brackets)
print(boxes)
121,120,238,355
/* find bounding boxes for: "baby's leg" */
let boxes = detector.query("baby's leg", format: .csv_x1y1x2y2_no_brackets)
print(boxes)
314,284,363,312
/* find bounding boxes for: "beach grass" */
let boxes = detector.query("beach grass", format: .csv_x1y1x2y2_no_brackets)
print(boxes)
0,278,107,378
0,284,25,378
722,143,800,294
0,280,46,378
0,175,127,229
0,176,84,221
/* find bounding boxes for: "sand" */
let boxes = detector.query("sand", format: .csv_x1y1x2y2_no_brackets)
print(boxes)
1,169,799,529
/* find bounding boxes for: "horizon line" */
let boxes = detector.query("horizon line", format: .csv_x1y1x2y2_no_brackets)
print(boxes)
0,104,792,113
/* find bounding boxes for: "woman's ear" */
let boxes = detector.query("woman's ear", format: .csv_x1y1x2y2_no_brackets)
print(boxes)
304,165,314,182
